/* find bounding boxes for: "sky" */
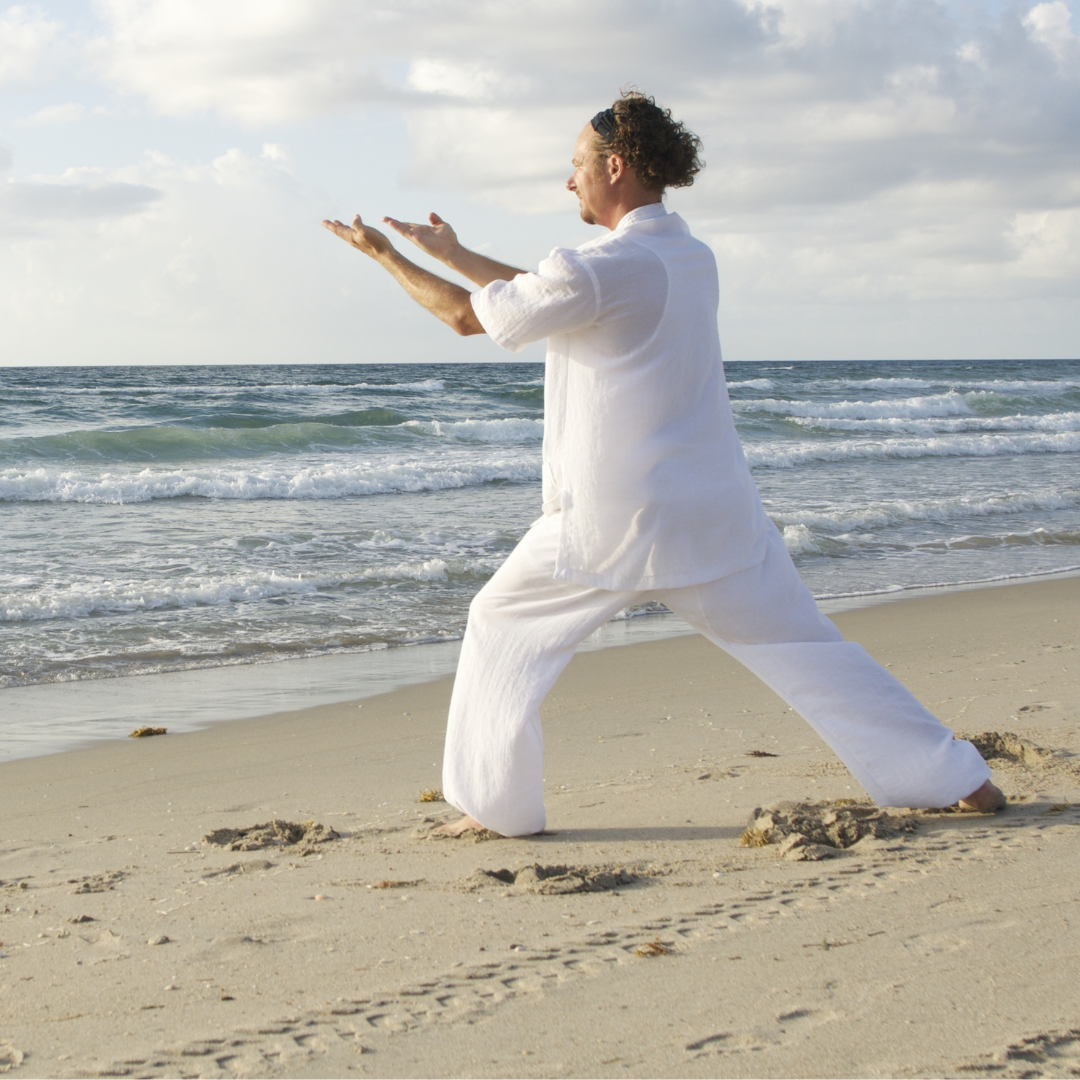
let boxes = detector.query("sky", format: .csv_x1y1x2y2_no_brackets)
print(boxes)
1,0,1078,367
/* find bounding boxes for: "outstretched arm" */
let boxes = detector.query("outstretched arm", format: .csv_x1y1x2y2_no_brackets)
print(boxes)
382,213,526,288
321,214,485,337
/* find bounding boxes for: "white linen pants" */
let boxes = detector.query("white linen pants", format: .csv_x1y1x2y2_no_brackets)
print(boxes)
443,513,990,836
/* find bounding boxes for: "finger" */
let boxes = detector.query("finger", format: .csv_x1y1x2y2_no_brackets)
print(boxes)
382,217,410,235
351,214,364,229
322,220,354,241
429,212,444,226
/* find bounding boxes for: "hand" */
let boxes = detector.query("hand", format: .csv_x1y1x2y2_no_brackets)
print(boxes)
321,214,394,260
382,212,459,264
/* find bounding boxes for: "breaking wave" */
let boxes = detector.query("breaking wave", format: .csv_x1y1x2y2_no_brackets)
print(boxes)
0,453,542,504
0,414,543,465
734,391,974,420
1,558,496,623
746,430,1080,468
770,488,1080,535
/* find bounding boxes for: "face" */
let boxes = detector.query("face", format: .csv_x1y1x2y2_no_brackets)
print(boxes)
566,123,609,226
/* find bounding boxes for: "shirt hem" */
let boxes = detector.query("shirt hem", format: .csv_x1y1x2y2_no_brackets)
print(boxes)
552,536,769,592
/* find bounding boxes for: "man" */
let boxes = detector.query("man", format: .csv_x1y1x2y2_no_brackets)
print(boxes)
323,92,1004,837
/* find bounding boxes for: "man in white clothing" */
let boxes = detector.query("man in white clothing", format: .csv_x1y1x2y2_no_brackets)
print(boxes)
323,92,1004,836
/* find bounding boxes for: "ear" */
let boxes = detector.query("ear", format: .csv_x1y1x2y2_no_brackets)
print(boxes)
605,152,627,185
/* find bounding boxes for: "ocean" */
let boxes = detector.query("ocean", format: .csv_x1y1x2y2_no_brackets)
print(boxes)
3,358,1079,759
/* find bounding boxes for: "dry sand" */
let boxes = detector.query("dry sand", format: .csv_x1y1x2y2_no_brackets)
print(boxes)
1,577,1078,1079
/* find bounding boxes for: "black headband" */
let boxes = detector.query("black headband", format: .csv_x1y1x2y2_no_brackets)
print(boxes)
590,108,616,138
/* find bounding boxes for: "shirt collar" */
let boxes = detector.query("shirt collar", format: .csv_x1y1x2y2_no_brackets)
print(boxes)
613,202,667,233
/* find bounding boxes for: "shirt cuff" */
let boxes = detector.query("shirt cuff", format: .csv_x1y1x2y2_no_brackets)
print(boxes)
470,285,527,354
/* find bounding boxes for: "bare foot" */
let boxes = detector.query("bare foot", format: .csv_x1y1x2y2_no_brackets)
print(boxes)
958,780,1007,813
431,814,495,837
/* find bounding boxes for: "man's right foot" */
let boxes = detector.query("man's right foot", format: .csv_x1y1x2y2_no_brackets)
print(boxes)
957,780,1007,813
432,814,490,837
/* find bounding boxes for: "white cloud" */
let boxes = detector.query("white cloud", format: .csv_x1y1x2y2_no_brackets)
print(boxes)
0,141,497,364
0,3,62,83
1024,1,1079,61
88,2,1080,205
5,0,1077,362
1,174,160,226
407,60,506,102
91,0,403,124
18,101,87,125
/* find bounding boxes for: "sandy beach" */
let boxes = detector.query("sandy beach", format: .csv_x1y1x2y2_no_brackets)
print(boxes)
1,576,1078,1079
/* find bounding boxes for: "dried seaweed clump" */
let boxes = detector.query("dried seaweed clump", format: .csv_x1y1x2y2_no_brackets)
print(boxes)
960,731,1053,767
634,939,673,957
129,726,166,738
740,801,916,861
203,819,338,855
417,788,444,803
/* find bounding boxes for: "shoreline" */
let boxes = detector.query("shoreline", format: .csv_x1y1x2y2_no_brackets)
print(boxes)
5,565,1080,765
0,571,1077,1077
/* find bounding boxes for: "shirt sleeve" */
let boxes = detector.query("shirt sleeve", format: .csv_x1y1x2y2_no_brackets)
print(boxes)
470,247,600,353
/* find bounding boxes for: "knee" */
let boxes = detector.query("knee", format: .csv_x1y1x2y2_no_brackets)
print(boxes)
466,581,512,632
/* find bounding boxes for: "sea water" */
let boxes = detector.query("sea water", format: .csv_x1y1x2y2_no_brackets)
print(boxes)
2,359,1079,758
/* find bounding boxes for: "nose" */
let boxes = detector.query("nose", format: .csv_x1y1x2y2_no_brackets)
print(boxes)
566,174,576,192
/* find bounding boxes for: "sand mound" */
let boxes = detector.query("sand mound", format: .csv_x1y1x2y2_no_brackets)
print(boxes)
0,1041,25,1074
961,730,1055,767
741,800,917,860
464,864,637,894
202,819,338,855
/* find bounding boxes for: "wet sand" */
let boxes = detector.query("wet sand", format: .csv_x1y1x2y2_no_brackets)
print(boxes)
1,577,1078,1078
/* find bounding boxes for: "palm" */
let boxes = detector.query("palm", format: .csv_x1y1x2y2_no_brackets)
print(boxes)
321,214,392,259
383,213,458,260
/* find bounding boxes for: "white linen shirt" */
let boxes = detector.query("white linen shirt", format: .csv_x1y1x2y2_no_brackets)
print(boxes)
471,203,769,591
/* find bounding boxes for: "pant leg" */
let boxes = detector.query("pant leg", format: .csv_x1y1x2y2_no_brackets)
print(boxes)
443,513,637,836
660,525,990,808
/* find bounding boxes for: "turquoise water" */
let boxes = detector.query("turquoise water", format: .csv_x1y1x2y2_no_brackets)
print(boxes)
2,359,1079,703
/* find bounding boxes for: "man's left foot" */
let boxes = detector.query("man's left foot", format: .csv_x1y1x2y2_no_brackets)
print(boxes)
958,780,1007,813
431,814,496,837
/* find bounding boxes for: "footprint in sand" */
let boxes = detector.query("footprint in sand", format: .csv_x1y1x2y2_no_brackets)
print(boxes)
463,864,637,894
202,820,338,855
959,1026,1080,1077
961,730,1056,767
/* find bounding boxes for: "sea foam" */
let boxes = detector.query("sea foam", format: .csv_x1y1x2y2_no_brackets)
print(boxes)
0,453,542,504
734,391,973,420
770,488,1080,535
746,430,1080,468
1,557,497,623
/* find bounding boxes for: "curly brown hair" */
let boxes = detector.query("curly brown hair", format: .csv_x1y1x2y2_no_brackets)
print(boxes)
593,91,703,193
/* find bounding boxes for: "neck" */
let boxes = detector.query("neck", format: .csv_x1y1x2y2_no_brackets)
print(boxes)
598,192,663,231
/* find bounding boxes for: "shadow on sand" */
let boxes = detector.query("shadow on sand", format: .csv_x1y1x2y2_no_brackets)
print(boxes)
533,825,744,843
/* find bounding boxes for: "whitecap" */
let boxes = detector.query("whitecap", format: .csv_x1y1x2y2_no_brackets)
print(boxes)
745,430,1080,468
780,523,823,555
0,452,543,504
770,488,1080,534
402,417,544,443
0,557,499,622
733,391,972,421
778,410,1080,437
0,571,328,622
726,378,776,390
